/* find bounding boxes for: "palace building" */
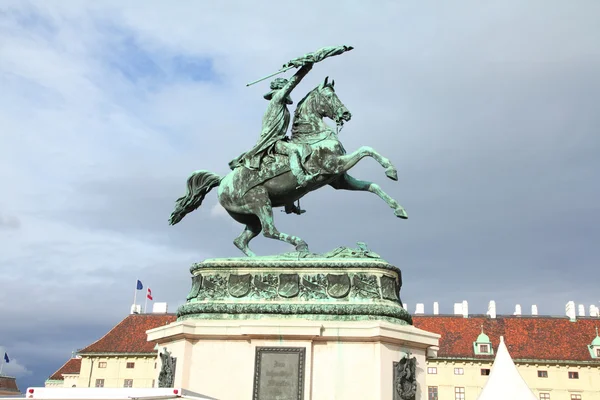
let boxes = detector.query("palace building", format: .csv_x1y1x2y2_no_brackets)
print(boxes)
45,302,600,399
45,312,175,389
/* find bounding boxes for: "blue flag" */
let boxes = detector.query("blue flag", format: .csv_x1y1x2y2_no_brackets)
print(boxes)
4,352,9,363
136,280,143,290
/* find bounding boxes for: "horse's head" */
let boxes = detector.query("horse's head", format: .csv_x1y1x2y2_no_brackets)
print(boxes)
315,76,352,125
295,76,352,127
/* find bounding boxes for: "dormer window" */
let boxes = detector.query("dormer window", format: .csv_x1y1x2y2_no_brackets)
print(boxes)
473,326,494,355
588,327,600,359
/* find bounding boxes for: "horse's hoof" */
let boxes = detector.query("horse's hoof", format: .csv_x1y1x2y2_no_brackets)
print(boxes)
395,208,408,219
295,242,309,252
385,167,398,181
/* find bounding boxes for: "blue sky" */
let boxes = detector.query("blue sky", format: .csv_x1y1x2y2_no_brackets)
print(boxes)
1,0,600,391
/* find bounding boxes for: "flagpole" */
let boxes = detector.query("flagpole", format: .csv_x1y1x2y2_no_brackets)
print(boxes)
133,279,138,308
144,293,148,314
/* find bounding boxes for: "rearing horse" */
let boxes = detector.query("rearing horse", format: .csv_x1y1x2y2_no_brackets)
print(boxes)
169,77,408,256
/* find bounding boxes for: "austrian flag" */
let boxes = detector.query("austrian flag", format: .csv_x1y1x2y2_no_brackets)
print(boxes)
147,288,153,301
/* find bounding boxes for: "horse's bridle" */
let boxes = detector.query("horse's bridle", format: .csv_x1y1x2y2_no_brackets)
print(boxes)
314,87,345,131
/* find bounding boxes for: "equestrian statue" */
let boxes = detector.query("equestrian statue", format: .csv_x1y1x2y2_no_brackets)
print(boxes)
169,45,408,256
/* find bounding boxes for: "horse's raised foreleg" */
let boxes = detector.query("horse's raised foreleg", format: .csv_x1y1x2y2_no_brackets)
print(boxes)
329,173,408,219
326,146,398,181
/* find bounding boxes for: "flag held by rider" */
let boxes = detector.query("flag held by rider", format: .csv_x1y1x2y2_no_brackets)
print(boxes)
246,45,353,87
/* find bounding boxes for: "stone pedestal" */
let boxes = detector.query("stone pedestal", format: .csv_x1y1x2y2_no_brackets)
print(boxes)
148,319,438,400
147,251,439,400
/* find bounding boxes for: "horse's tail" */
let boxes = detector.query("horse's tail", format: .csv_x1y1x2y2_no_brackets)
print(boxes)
169,170,222,225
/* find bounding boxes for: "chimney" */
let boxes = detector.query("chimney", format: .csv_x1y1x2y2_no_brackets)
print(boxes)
454,303,463,315
514,304,522,316
578,304,585,317
487,300,497,319
566,301,576,321
415,303,425,315
590,305,597,317
130,304,141,314
531,305,538,315
462,300,469,318
403,303,408,311
433,302,439,315
152,302,168,314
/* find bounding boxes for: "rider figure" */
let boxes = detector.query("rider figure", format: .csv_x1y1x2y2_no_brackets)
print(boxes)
228,63,317,215
229,62,318,189
228,45,353,215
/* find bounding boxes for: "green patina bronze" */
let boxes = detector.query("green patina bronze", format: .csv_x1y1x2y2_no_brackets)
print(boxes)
169,45,408,257
176,245,411,325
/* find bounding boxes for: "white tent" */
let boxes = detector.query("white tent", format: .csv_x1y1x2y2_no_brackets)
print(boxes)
477,336,537,400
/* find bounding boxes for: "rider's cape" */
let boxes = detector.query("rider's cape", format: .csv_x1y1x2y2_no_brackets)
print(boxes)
228,97,291,171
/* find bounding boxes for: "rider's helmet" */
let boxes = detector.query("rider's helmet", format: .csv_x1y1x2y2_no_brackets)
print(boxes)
264,78,292,104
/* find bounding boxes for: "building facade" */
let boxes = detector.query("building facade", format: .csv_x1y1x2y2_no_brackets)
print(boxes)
45,358,81,388
46,309,600,399
46,314,175,389
413,314,600,400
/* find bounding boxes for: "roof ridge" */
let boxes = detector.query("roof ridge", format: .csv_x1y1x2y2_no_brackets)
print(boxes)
78,315,133,354
77,314,177,354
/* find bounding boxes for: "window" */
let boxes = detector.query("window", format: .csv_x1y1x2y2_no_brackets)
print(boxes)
428,386,438,400
539,394,550,400
455,387,465,400
126,362,135,369
152,379,155,388
596,348,600,357
427,367,437,374
479,344,489,353
568,371,579,379
481,368,490,376
154,362,157,369
454,367,464,375
95,379,104,388
570,395,582,400
537,370,548,378
98,362,107,368
123,379,133,388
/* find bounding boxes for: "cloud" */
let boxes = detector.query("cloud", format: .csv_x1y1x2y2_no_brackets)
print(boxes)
0,213,20,230
0,347,32,378
1,0,599,390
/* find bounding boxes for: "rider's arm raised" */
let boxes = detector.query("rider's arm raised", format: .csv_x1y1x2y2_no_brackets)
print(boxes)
276,63,313,101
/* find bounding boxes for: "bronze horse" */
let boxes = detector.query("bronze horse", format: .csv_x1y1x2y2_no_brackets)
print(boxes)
169,77,407,256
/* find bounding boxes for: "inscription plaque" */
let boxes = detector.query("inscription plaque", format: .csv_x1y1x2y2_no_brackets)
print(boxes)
253,347,305,400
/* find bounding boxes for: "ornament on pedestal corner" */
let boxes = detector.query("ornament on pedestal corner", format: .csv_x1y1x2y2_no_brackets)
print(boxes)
158,347,176,388
394,353,417,400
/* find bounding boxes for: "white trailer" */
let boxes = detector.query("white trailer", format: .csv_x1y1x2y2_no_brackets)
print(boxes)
22,388,217,400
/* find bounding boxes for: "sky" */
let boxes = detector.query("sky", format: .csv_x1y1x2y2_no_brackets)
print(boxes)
1,0,599,390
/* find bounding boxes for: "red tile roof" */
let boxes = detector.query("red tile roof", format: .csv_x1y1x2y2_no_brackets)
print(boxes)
78,314,176,354
48,358,82,380
413,315,600,363
0,376,20,393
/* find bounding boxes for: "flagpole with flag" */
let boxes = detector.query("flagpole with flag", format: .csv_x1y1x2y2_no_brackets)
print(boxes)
0,352,9,376
144,288,153,313
134,279,143,309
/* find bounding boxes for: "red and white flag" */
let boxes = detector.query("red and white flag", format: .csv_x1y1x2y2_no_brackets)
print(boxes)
147,288,153,301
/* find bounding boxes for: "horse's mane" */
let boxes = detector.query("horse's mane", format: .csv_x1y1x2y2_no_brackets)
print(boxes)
294,83,335,119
